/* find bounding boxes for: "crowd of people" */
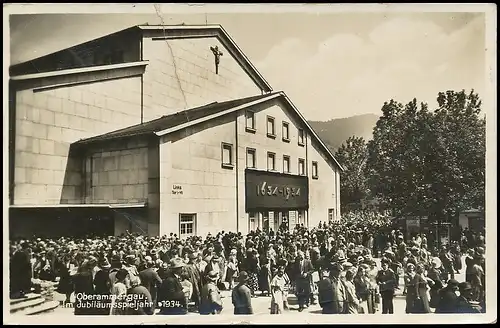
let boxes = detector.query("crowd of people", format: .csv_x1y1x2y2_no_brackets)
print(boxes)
9,212,486,316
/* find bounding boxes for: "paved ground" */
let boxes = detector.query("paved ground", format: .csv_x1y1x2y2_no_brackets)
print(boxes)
49,257,466,318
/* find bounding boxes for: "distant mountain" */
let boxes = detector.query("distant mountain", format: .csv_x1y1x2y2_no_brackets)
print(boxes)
308,114,380,152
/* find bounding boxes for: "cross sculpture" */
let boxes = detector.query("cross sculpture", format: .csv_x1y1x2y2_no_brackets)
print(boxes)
210,46,223,74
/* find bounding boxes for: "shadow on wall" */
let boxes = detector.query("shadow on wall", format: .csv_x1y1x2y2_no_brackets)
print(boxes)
60,143,85,204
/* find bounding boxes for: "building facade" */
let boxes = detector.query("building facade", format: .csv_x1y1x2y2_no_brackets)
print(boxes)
8,24,342,238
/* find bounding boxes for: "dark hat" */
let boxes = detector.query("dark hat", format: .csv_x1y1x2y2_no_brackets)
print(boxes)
238,271,249,282
330,262,343,272
459,282,472,291
188,252,197,260
207,270,219,280
381,259,392,266
98,258,111,269
169,257,185,269
447,279,460,288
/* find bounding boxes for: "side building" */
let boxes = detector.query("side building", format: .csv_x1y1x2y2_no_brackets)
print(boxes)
8,24,343,238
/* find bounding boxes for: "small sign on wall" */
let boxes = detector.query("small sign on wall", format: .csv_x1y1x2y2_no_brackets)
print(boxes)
172,185,183,195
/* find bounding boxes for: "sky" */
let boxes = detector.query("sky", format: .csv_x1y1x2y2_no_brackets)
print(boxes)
8,6,488,121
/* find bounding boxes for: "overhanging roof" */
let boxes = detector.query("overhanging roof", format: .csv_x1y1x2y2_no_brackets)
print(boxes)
74,93,281,145
10,24,273,93
74,91,344,172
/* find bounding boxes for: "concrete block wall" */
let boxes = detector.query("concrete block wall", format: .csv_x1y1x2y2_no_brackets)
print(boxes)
308,138,341,228
13,75,142,205
141,37,262,121
86,144,149,205
159,114,238,237
235,99,309,234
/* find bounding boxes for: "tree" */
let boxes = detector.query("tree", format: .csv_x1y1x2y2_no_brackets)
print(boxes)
334,136,370,213
365,90,485,221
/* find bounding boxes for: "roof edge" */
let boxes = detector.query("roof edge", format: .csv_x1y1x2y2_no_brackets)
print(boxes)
11,24,273,93
155,92,282,137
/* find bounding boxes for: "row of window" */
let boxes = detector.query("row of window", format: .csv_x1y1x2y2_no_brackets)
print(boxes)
221,142,319,178
245,110,306,146
179,210,337,238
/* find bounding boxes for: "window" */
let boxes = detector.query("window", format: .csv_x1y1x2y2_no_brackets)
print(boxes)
267,152,276,171
282,122,290,142
298,158,305,176
246,148,256,168
245,110,256,132
298,128,305,146
283,155,290,173
267,116,276,138
179,214,196,238
249,212,257,232
221,142,234,169
328,209,335,222
312,161,319,179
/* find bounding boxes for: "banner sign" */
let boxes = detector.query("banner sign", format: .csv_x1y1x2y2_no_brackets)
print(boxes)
245,169,309,211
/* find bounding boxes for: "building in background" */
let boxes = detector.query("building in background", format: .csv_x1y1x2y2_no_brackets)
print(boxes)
8,24,343,238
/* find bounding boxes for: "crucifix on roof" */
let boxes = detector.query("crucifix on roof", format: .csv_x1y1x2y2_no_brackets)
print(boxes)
210,46,223,74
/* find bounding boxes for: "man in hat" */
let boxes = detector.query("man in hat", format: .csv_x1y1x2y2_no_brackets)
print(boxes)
139,256,163,309
376,259,397,314
92,257,113,314
455,282,482,313
203,254,221,286
184,252,203,310
232,271,253,315
318,262,346,314
293,250,314,311
157,258,188,315
200,270,223,315
124,254,139,283
435,279,459,313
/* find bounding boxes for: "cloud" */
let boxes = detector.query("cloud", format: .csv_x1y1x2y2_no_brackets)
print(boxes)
255,16,486,121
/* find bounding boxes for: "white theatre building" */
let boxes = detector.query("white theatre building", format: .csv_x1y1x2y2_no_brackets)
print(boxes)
8,24,343,238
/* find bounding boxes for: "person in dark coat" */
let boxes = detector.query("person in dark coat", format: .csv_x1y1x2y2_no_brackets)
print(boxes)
139,256,162,309
455,282,482,313
199,270,223,315
232,271,253,315
184,252,202,310
318,263,346,314
72,261,95,315
293,251,314,312
55,253,76,304
10,242,33,299
93,258,113,314
127,276,154,315
157,258,188,315
376,259,397,314
435,279,459,313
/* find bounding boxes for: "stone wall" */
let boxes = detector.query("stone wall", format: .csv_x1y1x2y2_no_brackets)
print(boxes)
13,73,142,206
